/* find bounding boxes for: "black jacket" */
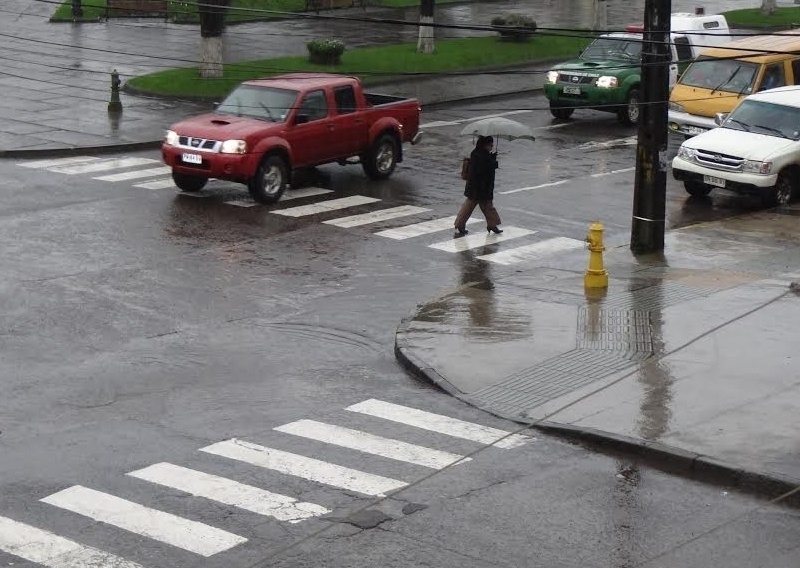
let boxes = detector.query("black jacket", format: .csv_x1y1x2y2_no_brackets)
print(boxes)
464,146,498,201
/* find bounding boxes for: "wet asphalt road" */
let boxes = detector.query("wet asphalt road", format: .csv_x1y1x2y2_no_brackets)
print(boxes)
1,92,798,567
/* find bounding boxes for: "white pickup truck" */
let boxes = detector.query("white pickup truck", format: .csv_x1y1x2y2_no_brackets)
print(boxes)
671,87,800,206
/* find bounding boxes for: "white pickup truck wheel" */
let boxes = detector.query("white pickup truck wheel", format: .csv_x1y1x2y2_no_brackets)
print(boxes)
172,172,207,192
249,155,287,203
362,134,398,180
764,170,795,207
684,180,712,197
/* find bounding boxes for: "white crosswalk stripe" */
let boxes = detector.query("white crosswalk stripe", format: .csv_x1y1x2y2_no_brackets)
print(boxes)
374,216,480,240
0,516,147,568
94,166,172,182
477,236,585,265
428,226,535,253
40,485,247,557
281,187,334,201
274,419,470,468
346,399,531,448
323,205,429,228
46,158,160,175
127,462,330,523
271,195,380,217
18,156,100,169
200,438,408,497
134,177,175,190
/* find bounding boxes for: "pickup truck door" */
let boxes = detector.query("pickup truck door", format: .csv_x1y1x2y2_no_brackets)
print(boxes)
330,85,368,158
287,89,334,166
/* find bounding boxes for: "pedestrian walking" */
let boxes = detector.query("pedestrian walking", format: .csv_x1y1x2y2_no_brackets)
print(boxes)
454,135,502,236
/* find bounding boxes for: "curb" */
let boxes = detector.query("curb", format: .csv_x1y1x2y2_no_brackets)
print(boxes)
394,295,800,502
0,141,162,160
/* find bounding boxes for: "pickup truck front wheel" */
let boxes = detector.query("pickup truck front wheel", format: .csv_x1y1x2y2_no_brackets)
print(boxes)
172,172,207,193
763,170,796,207
618,89,640,126
249,155,288,203
549,102,574,120
684,181,712,197
362,134,398,180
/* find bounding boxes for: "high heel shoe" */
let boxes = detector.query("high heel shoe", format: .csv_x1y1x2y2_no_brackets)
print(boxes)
454,228,469,236
487,227,503,234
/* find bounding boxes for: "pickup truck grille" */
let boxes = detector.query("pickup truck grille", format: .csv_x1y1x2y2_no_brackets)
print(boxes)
694,149,743,171
557,74,595,85
177,136,219,151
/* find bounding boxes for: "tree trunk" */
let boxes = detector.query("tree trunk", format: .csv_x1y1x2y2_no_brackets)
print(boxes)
417,0,435,54
199,0,230,78
761,0,777,15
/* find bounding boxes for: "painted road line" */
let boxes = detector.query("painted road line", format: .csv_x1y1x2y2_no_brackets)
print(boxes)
324,205,429,228
94,166,172,182
18,156,99,169
0,515,147,568
40,485,246,557
274,419,470,469
428,226,534,253
420,120,460,128
347,399,531,449
420,110,531,129
200,439,407,496
271,195,380,217
500,180,569,195
134,178,175,190
375,216,480,240
590,167,636,178
47,158,161,175
281,187,334,201
575,136,637,151
226,200,257,208
477,236,585,265
127,462,329,523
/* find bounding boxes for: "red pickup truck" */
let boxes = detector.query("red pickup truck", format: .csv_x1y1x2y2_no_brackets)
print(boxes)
161,73,422,203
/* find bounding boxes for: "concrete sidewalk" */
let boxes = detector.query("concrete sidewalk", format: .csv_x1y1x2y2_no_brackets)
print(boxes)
396,212,800,497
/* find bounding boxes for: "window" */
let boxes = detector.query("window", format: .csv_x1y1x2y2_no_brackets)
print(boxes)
334,86,357,114
298,90,328,121
792,59,800,85
679,57,758,94
673,37,693,66
759,64,786,92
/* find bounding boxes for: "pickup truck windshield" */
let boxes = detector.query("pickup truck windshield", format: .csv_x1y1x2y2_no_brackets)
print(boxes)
723,99,800,140
581,36,642,61
679,57,757,94
216,85,298,122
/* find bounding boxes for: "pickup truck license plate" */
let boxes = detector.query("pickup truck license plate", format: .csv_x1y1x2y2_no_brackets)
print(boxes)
182,153,202,165
685,125,707,136
703,175,726,188
562,85,581,95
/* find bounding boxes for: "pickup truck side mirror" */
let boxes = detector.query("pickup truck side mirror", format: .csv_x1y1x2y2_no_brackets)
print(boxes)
295,114,310,125
714,112,728,126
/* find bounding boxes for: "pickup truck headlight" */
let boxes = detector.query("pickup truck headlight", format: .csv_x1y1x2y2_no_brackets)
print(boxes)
220,139,247,154
669,101,686,113
546,71,559,84
743,160,772,174
677,145,696,161
595,76,618,89
164,130,179,146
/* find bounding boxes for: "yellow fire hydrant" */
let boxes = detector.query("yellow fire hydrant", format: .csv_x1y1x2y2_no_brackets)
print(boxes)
584,221,608,289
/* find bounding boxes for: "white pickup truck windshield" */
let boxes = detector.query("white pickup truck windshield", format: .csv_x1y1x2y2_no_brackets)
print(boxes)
724,99,800,140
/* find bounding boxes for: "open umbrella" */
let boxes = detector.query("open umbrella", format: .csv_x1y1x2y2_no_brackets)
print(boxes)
459,116,535,149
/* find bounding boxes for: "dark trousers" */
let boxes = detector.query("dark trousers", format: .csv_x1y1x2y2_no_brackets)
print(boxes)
455,198,501,230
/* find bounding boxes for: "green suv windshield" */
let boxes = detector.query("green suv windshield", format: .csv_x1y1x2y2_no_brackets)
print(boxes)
581,36,642,61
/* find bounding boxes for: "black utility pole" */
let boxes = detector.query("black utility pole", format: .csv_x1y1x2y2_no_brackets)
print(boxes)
630,0,671,253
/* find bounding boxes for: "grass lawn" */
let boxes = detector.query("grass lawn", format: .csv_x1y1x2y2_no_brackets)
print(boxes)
723,7,800,28
51,0,465,23
125,33,591,100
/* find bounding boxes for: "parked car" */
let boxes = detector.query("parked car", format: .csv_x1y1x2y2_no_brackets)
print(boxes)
543,12,729,126
162,73,422,203
668,31,800,138
672,86,800,206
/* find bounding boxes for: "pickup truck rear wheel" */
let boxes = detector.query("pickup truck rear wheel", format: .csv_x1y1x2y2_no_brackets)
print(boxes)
618,88,640,126
684,180,712,197
172,172,207,192
362,134,398,180
249,155,288,203
549,101,574,120
763,170,796,207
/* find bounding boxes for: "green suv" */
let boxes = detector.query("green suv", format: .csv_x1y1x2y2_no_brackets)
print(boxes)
543,32,645,126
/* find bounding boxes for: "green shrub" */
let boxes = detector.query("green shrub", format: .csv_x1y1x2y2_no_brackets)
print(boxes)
491,13,537,42
307,38,346,65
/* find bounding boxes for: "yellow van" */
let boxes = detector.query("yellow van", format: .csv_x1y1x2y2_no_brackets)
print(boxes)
668,31,800,138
